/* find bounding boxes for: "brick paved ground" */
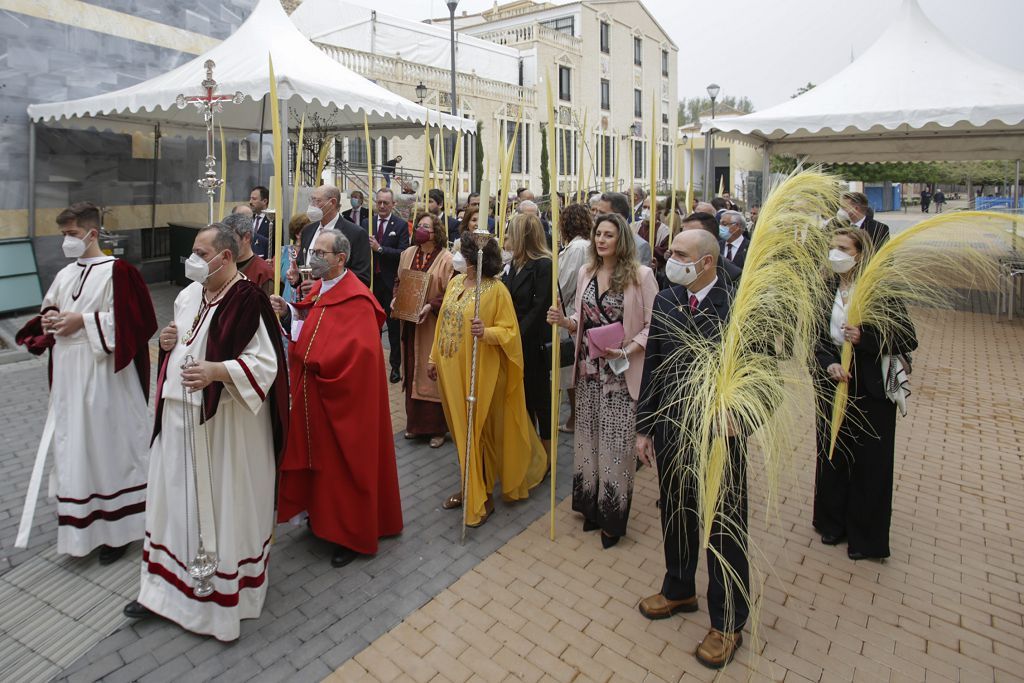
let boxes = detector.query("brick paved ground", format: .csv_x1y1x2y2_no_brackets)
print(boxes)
325,306,1024,683
1,243,1022,681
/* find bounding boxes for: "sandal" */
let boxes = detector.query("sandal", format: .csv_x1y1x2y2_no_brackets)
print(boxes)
429,436,445,448
466,497,495,528
442,492,462,510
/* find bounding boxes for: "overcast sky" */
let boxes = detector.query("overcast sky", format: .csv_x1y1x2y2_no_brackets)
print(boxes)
376,0,1024,110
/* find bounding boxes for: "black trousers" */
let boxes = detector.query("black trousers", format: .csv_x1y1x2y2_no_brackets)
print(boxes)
373,282,401,372
655,434,749,633
814,390,897,558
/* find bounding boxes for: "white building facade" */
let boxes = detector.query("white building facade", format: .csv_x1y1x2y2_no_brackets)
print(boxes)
293,0,678,203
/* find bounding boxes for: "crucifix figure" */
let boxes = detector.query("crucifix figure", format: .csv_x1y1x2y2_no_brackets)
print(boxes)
176,59,244,224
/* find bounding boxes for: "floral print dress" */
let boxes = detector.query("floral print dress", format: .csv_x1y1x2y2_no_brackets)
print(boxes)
572,277,636,538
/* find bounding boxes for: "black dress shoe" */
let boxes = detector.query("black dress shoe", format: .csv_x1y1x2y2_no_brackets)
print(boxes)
98,544,128,565
600,532,620,549
583,519,600,532
389,368,401,384
848,550,885,561
331,545,359,568
123,600,154,619
820,533,846,546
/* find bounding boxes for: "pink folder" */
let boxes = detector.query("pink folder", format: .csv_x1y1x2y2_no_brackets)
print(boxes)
586,321,625,359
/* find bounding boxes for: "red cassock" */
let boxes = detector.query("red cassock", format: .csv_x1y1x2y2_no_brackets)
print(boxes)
276,273,404,554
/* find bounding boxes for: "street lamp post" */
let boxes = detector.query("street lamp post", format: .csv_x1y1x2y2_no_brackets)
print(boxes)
415,81,427,105
447,1,459,194
704,82,720,201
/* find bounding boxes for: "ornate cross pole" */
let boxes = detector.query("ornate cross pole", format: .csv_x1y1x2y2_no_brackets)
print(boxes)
176,59,243,224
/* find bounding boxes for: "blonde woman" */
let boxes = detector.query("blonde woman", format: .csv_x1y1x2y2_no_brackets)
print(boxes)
502,214,553,451
546,213,658,548
814,227,917,560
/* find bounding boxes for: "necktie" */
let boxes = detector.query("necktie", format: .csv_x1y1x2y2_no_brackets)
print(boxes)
689,294,698,313
727,243,734,261
376,218,386,274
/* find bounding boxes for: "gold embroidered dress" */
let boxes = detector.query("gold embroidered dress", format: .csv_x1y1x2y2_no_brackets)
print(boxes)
430,274,548,525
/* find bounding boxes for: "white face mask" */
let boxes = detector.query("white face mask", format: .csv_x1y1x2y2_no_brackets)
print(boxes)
62,234,90,258
640,208,650,221
828,248,857,274
184,252,224,284
836,208,851,223
665,257,701,287
306,204,324,223
501,249,513,265
452,251,468,273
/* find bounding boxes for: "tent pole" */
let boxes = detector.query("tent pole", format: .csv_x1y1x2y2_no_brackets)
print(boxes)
257,94,267,188
151,123,161,229
27,119,36,240
761,143,771,205
1015,159,1021,210
702,130,712,201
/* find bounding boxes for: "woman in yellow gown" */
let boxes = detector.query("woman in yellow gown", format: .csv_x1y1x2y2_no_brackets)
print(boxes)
427,232,548,527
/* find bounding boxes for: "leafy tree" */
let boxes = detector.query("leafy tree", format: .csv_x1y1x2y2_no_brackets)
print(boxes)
677,95,755,126
791,82,816,98
474,121,484,192
540,123,550,197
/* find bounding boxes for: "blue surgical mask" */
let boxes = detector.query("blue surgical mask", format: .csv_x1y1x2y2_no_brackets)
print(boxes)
718,225,731,240
351,198,362,209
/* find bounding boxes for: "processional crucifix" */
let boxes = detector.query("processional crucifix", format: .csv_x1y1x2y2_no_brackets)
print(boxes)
176,59,244,224
173,60,242,597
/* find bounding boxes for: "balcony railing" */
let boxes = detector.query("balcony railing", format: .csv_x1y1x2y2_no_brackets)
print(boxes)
316,44,537,107
472,22,583,53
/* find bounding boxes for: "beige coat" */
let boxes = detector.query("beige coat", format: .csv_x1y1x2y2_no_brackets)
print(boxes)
397,246,454,402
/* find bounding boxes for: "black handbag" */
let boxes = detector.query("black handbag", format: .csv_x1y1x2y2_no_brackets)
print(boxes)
543,279,576,368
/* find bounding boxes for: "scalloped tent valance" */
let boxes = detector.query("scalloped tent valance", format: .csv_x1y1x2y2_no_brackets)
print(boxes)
702,0,1024,163
26,0,476,138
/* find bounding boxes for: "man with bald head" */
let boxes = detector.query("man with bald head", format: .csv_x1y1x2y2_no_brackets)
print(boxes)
635,229,751,669
291,185,371,294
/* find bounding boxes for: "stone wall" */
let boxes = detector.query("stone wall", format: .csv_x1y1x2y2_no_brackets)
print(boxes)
0,0,262,286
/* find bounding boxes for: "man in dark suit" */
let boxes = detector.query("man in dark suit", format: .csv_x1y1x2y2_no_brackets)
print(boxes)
681,212,742,284
428,188,461,244
635,229,750,669
290,185,371,296
249,185,275,259
363,188,410,383
841,191,890,248
467,192,496,233
341,190,368,227
718,210,750,270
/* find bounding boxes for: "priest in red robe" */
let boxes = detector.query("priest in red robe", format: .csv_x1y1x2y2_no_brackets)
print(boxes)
272,228,403,567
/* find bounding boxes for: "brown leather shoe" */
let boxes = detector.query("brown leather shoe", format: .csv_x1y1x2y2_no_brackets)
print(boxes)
695,629,743,669
638,593,698,620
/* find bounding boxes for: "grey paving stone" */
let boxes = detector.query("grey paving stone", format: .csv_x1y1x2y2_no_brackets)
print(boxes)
252,634,302,669
292,658,333,683
285,632,334,670
249,659,298,683
65,652,122,683
209,656,262,683
138,653,194,683
101,653,161,683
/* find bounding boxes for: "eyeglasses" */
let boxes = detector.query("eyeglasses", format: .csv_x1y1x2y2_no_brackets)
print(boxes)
310,249,338,259
720,222,740,227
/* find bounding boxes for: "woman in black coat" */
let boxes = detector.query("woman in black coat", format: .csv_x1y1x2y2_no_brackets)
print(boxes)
503,213,553,451
814,227,918,561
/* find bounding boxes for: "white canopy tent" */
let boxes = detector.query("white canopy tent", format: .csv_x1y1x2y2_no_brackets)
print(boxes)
703,0,1024,201
25,0,475,233
291,0,521,86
